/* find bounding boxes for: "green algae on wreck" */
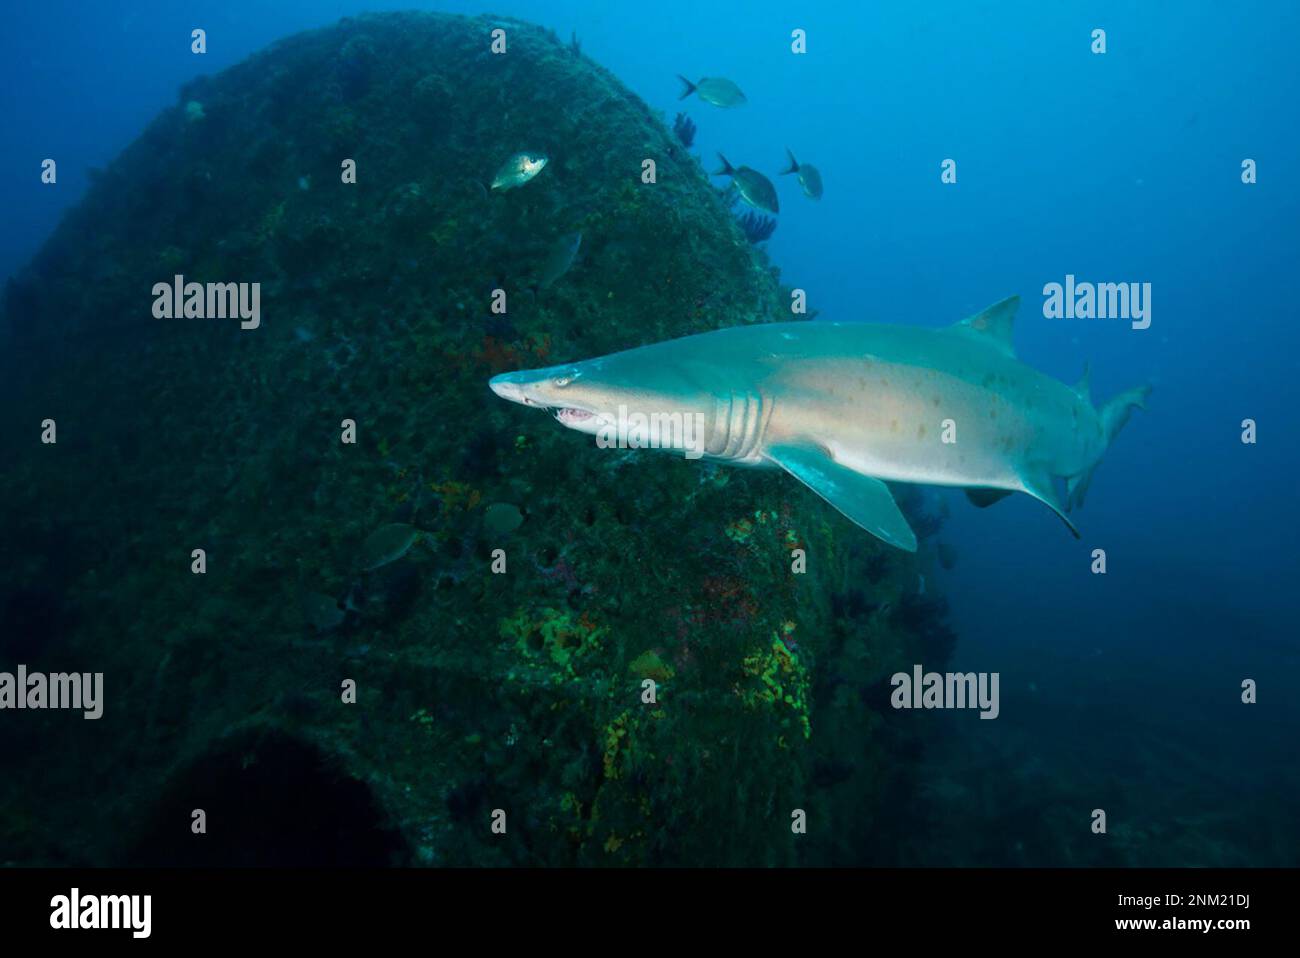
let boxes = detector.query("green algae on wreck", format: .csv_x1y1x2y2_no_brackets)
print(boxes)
0,11,955,867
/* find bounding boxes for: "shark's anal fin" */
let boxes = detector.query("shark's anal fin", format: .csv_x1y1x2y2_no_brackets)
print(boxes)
1018,468,1080,538
767,445,918,551
965,487,1013,508
1065,467,1096,512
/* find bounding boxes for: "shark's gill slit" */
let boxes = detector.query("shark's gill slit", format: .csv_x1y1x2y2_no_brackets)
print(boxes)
721,391,742,458
722,389,767,461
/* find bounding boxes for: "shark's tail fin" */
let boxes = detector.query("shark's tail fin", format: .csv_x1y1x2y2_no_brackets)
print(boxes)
1067,384,1151,512
1100,384,1151,444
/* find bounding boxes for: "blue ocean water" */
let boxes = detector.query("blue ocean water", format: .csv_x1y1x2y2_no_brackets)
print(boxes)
3,1,1296,864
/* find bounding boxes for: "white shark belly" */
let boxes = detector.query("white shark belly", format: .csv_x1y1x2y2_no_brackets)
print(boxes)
825,438,1019,489
768,360,1031,488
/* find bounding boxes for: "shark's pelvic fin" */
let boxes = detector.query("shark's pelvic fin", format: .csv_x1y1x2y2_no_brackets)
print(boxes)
1018,468,1080,537
767,445,918,551
950,296,1021,357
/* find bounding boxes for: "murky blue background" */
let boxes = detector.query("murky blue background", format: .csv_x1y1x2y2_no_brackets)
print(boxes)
3,0,1296,862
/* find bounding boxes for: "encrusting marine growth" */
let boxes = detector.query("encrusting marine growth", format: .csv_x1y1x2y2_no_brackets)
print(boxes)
0,11,957,867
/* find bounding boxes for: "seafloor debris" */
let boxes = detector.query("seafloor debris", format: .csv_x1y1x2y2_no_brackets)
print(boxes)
672,112,696,148
737,210,776,243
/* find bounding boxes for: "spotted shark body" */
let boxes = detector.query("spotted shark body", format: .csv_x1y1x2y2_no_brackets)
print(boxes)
488,297,1149,550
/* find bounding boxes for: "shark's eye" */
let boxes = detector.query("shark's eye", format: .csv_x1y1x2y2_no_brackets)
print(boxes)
553,376,571,387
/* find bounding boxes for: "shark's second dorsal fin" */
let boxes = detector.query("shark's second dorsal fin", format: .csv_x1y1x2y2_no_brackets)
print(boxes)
1074,362,1092,403
950,296,1020,357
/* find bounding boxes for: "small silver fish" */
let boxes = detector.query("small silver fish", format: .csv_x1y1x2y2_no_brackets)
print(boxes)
536,231,582,289
781,148,823,200
677,75,747,108
715,153,778,214
357,523,421,572
491,151,549,191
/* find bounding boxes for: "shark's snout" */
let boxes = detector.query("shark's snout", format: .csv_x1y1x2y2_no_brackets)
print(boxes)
489,372,526,404
490,366,609,437
489,370,551,407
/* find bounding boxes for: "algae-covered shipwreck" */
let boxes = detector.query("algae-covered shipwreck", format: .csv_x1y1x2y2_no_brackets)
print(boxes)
0,12,954,866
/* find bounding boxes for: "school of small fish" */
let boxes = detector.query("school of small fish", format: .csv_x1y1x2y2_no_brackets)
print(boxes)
484,64,824,289
675,74,823,215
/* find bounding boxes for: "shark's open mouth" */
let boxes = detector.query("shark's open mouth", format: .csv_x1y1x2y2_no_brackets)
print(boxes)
555,407,595,426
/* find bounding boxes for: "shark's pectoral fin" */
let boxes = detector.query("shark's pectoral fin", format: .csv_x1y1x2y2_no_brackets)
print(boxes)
767,445,917,551
1018,468,1080,538
965,488,1013,508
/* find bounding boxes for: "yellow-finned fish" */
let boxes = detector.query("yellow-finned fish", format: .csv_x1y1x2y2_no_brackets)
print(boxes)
714,153,778,214
781,148,823,200
491,151,549,191
676,75,746,108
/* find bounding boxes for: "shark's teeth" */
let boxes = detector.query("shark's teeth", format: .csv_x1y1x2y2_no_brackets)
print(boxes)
555,407,595,425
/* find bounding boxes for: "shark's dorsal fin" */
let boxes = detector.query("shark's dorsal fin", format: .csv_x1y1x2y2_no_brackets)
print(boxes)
950,296,1020,357
767,444,917,551
1074,362,1092,403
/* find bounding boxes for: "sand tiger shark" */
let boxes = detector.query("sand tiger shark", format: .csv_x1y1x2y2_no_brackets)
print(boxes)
488,297,1149,550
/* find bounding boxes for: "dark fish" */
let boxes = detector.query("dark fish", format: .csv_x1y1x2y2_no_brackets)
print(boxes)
781,148,823,200
357,523,421,572
714,153,778,214
677,75,746,108
301,591,345,633
537,231,582,289
484,502,524,535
